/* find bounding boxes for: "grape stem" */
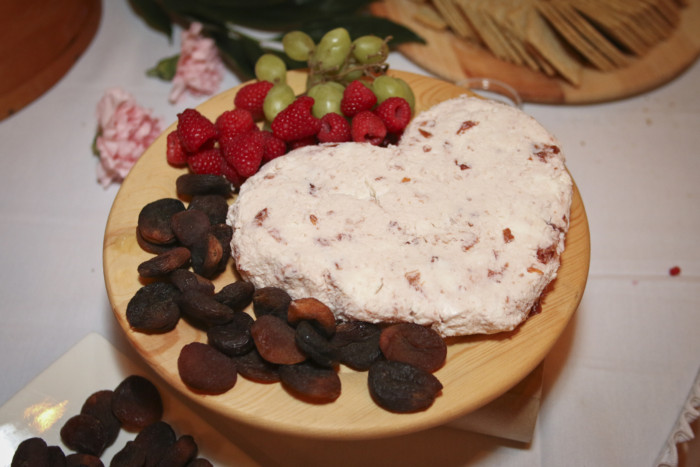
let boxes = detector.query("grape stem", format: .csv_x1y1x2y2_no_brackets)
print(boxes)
308,36,393,85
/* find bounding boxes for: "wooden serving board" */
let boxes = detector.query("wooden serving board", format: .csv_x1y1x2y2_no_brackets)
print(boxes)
0,0,101,120
371,0,700,104
103,70,590,439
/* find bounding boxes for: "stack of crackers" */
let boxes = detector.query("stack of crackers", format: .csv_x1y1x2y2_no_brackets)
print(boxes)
411,0,688,86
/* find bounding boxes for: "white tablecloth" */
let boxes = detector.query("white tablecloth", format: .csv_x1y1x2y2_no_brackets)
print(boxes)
1,1,698,465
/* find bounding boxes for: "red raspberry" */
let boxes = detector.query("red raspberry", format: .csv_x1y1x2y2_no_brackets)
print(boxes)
341,80,377,118
166,130,188,166
351,111,387,145
288,135,317,150
271,96,321,142
187,147,224,175
234,80,274,121
177,108,217,153
374,97,411,134
221,160,246,188
260,130,287,163
215,108,256,139
317,112,351,143
220,130,264,177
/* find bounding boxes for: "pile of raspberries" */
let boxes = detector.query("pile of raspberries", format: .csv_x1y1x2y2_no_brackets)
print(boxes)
167,80,412,187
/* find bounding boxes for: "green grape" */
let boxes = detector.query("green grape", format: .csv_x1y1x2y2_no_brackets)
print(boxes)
282,31,315,62
263,83,295,122
255,54,287,83
340,68,364,84
352,35,388,65
305,72,325,91
396,77,416,113
313,27,351,71
307,82,345,119
371,76,415,114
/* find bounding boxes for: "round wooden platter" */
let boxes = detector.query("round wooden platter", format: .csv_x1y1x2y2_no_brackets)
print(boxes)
371,0,700,104
103,70,590,440
0,0,101,120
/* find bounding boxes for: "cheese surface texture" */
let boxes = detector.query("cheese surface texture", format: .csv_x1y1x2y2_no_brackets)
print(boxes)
228,96,573,336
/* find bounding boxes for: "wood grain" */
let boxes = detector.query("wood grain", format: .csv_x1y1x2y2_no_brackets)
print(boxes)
370,0,700,104
0,0,101,120
103,70,590,439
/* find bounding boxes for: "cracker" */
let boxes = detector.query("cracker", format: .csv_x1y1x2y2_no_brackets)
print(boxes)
537,1,617,71
489,0,545,71
413,4,449,30
573,0,650,56
553,1,630,68
432,0,476,39
457,0,514,62
522,1,583,84
477,0,528,66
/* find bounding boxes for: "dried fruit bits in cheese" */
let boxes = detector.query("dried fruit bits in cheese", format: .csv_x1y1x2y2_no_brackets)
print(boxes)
228,95,573,336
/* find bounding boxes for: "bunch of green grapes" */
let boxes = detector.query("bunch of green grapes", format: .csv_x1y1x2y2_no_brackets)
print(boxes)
254,28,415,122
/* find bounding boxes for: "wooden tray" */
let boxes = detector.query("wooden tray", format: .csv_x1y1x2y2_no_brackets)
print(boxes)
103,70,590,440
371,0,700,104
0,0,101,120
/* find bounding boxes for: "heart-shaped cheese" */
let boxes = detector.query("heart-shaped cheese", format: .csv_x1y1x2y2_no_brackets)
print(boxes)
228,95,572,336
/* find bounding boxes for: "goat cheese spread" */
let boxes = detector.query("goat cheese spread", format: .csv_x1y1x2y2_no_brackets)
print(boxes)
227,95,573,336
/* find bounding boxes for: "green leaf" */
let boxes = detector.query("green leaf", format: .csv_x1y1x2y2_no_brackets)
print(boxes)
299,15,425,45
146,54,180,81
92,129,101,157
161,0,373,30
212,32,265,80
128,0,173,38
184,0,289,7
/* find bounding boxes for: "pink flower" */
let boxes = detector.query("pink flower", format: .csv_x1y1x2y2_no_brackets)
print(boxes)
95,88,162,187
169,22,224,104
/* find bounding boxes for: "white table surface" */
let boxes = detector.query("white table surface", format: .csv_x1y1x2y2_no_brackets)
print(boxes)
1,1,698,465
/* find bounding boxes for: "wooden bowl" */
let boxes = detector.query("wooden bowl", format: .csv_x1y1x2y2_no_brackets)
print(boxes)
0,0,101,120
103,70,590,439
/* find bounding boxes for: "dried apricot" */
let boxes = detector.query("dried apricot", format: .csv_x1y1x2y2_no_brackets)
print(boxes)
47,446,66,465
178,342,238,394
209,223,233,274
188,194,229,224
232,348,280,384
157,435,198,466
169,268,215,295
65,453,103,467
126,282,181,333
368,360,442,413
111,375,163,430
279,362,341,403
133,420,175,466
138,198,185,245
136,227,177,255
60,414,108,456
110,441,146,467
252,287,291,320
138,246,191,278
171,209,211,248
287,298,336,337
379,323,446,373
295,321,338,368
178,289,236,328
190,233,223,279
214,281,254,312
11,437,52,466
331,321,382,371
250,315,306,365
176,174,231,197
207,311,255,356
80,390,121,449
